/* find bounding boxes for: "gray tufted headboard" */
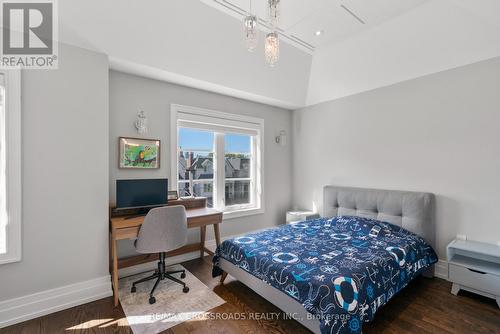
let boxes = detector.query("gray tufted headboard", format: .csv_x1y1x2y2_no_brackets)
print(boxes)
323,186,435,247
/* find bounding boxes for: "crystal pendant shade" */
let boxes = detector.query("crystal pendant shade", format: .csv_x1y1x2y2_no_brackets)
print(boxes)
241,0,281,66
243,15,258,52
265,32,279,67
268,0,280,28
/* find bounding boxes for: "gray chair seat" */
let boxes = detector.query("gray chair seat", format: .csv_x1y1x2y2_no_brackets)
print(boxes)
131,205,190,304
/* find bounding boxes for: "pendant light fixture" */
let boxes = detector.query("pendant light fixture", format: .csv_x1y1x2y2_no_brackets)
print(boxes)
268,0,280,27
265,0,280,66
264,31,279,66
243,0,258,52
241,0,281,66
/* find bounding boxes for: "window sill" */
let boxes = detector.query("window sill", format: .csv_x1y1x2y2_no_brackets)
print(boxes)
222,207,264,220
0,253,21,265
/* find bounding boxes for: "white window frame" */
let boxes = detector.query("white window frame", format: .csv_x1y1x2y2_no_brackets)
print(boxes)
0,69,21,265
170,104,264,220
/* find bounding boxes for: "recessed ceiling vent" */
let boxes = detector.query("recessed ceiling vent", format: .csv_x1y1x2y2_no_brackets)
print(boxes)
340,4,366,25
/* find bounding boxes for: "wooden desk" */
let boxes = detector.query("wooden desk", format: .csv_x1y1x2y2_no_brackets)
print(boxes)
109,203,222,306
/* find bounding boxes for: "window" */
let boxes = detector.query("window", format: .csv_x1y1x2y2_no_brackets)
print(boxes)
171,105,263,218
178,128,215,207
0,70,21,265
224,133,252,207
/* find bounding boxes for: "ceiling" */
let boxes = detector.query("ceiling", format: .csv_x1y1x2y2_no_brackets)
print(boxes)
59,0,312,109
306,0,500,105
59,0,500,109
200,0,428,52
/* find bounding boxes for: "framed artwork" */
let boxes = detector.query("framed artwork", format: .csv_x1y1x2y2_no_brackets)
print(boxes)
167,190,178,200
119,137,160,169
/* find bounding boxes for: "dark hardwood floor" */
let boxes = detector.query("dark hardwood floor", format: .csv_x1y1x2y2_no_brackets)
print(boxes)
3,256,499,334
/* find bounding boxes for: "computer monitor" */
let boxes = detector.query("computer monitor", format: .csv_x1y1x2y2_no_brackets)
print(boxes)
116,178,168,210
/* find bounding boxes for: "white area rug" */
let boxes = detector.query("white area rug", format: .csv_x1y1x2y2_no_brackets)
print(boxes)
119,264,225,334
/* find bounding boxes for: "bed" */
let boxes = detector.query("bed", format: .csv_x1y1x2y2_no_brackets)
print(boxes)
213,186,438,334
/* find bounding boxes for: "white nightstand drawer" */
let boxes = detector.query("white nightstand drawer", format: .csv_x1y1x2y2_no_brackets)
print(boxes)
449,263,500,295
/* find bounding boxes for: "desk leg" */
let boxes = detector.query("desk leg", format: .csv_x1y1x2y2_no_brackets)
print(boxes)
220,272,228,284
108,233,112,274
111,231,119,307
214,223,221,247
200,226,206,258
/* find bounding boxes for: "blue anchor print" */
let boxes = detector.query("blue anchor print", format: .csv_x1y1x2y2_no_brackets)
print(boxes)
292,268,315,282
244,246,264,258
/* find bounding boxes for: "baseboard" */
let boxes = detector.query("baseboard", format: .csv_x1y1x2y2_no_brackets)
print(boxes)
434,259,448,280
0,275,112,329
0,238,224,329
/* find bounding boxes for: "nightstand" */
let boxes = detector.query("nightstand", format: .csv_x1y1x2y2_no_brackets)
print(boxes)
286,210,320,224
447,239,500,308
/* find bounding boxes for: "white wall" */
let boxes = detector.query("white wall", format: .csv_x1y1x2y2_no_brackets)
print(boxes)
0,44,109,301
293,56,500,259
109,70,293,258
307,0,500,106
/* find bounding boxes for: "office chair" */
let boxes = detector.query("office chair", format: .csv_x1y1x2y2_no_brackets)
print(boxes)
131,205,189,304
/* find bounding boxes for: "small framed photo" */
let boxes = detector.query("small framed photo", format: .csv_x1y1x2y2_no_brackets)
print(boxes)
119,137,160,169
168,190,178,201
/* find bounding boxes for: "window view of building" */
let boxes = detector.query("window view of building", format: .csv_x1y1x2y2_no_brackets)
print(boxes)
178,128,215,206
225,133,251,206
177,128,254,210
178,151,214,206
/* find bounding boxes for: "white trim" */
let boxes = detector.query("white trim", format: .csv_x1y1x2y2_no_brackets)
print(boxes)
178,118,259,135
170,104,265,217
178,179,215,184
223,207,265,220
170,106,178,190
0,276,112,328
173,104,264,126
215,132,225,209
434,259,448,280
0,69,21,265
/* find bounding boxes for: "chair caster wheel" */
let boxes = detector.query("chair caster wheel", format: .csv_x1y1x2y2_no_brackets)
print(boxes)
181,272,186,279
131,286,136,293
183,286,189,293
149,296,156,304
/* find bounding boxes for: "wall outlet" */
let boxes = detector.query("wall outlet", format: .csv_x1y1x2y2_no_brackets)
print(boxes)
497,241,500,247
456,234,467,241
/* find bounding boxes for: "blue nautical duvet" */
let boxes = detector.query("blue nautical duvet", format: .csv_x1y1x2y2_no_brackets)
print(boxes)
213,216,437,334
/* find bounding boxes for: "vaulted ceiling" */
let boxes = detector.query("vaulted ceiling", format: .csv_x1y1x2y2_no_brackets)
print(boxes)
201,0,427,52
59,0,500,109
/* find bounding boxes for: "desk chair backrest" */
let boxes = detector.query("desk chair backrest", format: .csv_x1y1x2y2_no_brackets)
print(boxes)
135,205,187,254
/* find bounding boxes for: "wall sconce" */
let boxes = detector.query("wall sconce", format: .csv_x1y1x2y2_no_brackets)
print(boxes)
135,110,148,135
275,130,287,146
